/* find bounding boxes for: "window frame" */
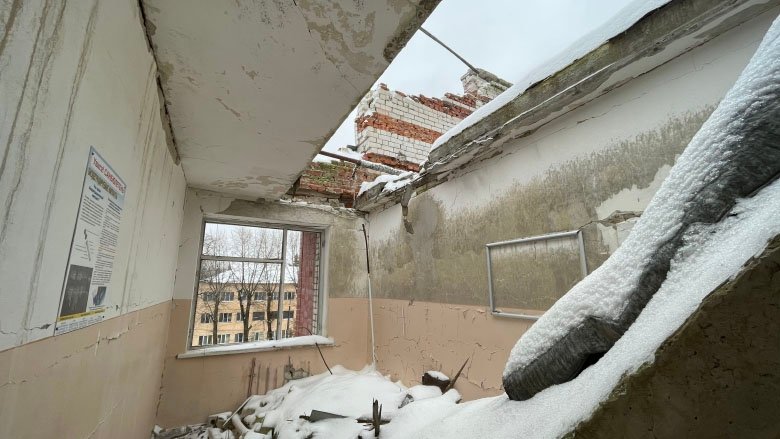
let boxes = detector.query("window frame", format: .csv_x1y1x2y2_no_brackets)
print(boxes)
485,229,588,320
188,217,326,350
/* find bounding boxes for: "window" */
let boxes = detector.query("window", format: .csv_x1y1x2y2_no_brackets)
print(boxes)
198,335,213,345
218,312,232,323
191,222,322,349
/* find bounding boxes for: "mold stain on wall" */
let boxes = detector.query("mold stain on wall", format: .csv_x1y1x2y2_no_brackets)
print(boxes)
371,107,716,307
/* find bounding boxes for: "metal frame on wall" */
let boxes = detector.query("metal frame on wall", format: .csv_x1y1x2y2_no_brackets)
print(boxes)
486,229,588,320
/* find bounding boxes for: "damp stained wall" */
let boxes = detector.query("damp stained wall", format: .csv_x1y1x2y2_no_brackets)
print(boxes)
0,0,187,437
365,8,780,399
157,189,372,426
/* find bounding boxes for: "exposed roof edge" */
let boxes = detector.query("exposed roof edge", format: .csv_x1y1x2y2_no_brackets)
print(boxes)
356,0,778,213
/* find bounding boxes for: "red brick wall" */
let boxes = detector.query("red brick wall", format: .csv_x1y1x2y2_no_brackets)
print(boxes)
294,161,384,207
356,112,444,144
295,231,318,336
412,95,474,119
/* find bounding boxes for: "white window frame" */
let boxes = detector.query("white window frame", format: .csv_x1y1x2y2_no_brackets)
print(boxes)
188,218,326,350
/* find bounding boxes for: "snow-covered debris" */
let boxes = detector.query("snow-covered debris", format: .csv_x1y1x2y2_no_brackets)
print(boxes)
191,366,460,439
358,171,416,197
502,12,780,400
430,0,671,152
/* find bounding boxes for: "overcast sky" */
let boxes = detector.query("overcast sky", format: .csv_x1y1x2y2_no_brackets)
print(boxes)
321,0,638,154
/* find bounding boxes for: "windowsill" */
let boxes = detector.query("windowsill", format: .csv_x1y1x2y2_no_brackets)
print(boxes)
177,335,335,359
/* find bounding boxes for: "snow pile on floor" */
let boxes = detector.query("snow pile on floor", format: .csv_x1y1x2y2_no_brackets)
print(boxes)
430,0,671,152
358,171,417,197
192,365,461,439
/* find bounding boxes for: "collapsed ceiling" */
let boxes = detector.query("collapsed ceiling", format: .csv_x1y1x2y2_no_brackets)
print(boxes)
141,0,437,200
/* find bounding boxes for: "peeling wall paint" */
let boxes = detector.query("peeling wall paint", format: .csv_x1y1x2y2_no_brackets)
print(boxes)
0,0,186,350
0,302,173,438
365,10,777,399
370,108,713,306
0,0,187,436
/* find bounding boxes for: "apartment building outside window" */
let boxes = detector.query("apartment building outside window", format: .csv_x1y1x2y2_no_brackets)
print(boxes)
190,221,322,348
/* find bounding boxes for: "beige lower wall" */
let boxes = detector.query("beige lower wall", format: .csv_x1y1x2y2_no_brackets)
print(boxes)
0,301,172,439
156,297,371,427
373,298,528,400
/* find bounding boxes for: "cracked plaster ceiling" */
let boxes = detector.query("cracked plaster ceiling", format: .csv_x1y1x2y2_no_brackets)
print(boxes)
141,0,437,199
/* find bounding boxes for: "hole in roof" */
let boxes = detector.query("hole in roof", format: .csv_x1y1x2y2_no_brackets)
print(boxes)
317,0,670,162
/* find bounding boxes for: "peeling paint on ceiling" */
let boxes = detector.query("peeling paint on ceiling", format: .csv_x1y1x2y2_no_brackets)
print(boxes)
141,0,438,200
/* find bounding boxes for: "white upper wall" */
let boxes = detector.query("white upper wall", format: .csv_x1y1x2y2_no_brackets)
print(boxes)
0,0,187,351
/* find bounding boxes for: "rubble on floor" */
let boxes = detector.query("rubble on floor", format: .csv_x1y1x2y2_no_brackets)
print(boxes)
152,366,459,439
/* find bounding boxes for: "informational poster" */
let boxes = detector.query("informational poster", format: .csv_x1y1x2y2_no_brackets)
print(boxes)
55,147,126,335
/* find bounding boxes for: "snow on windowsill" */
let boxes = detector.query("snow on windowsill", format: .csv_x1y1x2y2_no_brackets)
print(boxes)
177,335,335,359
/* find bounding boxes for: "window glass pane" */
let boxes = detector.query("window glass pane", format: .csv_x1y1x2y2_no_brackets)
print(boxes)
202,222,283,259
